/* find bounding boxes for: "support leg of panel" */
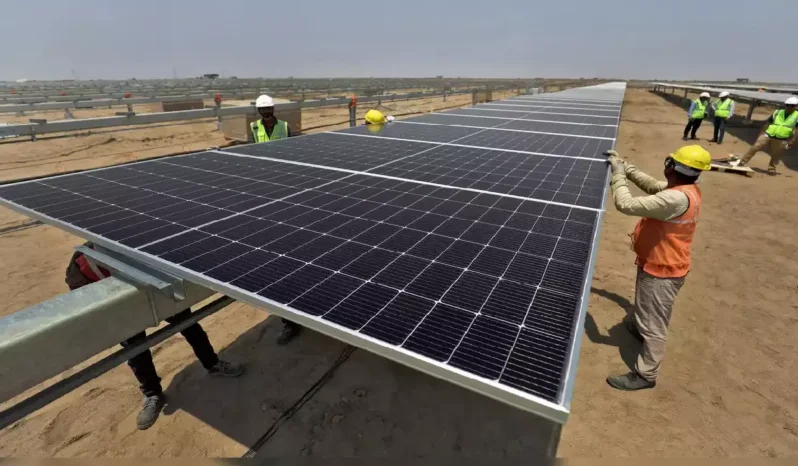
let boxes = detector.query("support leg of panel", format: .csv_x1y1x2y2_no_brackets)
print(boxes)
545,421,562,464
745,100,757,124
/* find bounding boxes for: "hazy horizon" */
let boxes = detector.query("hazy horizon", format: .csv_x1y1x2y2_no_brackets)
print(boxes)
1,0,794,83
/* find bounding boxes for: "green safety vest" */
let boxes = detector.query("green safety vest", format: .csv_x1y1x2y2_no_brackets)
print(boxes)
766,109,798,139
714,98,733,118
250,119,288,142
691,100,707,119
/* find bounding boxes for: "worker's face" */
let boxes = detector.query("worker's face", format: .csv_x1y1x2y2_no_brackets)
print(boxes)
787,105,797,114
258,107,275,119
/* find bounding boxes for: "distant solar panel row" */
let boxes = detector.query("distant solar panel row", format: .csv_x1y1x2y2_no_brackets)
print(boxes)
0,83,626,423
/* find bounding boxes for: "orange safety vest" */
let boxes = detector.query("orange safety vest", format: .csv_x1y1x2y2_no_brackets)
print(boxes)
631,184,702,278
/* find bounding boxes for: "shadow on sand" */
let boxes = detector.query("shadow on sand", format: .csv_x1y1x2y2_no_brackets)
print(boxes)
159,315,560,459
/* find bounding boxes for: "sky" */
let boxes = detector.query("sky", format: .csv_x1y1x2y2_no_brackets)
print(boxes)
1,0,795,82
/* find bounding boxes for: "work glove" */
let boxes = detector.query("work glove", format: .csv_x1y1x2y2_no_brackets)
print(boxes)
604,150,626,176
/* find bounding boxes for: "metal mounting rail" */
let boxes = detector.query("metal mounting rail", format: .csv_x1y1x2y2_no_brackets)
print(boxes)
0,246,218,405
0,295,234,430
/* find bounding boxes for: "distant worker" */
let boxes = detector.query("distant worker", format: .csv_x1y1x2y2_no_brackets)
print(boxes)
736,96,798,175
603,146,711,391
65,244,244,430
682,92,710,140
364,109,395,125
710,91,735,144
248,94,293,143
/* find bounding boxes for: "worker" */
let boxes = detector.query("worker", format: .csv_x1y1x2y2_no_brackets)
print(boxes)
736,96,798,175
710,91,735,144
682,92,710,140
363,109,395,134
65,244,244,430
603,145,711,391
247,94,303,343
364,109,396,125
248,94,292,143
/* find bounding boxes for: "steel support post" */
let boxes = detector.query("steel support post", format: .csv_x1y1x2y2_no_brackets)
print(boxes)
746,100,758,123
348,100,357,127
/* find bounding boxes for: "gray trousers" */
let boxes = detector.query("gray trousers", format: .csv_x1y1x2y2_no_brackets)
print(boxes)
633,268,685,382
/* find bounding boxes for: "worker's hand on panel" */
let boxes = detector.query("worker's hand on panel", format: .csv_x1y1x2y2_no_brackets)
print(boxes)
604,151,626,176
609,158,626,176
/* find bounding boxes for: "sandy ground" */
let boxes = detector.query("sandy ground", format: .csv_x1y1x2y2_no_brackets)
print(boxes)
1,88,797,458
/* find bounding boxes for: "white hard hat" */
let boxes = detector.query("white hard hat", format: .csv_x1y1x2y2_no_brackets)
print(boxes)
719,91,730,98
255,94,274,108
699,92,710,98
786,96,798,105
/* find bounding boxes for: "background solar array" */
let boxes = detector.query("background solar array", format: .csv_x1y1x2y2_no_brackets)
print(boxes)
0,84,625,417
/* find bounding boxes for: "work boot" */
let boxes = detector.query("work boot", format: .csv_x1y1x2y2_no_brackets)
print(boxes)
136,394,166,430
277,321,301,345
625,320,643,342
709,139,718,143
208,360,244,378
607,372,656,391
681,136,688,141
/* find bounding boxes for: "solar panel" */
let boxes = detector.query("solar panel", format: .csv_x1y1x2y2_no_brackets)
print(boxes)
505,98,622,108
398,119,617,141
445,108,618,125
478,104,620,116
0,82,626,424
222,132,432,171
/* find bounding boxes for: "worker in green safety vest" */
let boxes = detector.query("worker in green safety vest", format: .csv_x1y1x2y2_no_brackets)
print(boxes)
683,92,710,140
248,94,293,143
710,91,735,144
738,96,798,175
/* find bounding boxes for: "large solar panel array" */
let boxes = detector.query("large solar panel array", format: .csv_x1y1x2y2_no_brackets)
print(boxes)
0,83,625,423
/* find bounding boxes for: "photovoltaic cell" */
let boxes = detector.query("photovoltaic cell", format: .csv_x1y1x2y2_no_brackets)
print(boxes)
370,145,607,208
338,122,476,143
444,108,617,125
0,83,626,423
454,130,614,159
478,103,620,117
224,132,432,171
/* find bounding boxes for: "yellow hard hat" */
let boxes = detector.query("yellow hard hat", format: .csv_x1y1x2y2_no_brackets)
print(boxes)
364,109,387,125
670,145,711,171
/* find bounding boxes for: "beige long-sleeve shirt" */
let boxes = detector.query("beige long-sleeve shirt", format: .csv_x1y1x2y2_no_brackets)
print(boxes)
610,164,690,221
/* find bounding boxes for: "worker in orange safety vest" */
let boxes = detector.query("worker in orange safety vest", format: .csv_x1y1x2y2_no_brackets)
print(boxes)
603,145,711,391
